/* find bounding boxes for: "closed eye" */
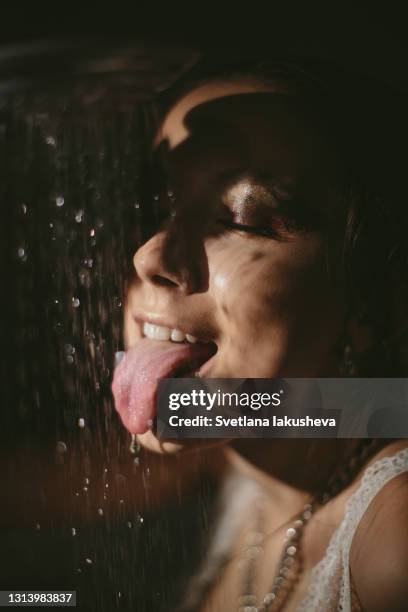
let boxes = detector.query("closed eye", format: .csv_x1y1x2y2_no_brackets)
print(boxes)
216,219,286,240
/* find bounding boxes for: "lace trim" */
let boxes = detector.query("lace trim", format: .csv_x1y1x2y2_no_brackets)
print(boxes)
298,447,408,612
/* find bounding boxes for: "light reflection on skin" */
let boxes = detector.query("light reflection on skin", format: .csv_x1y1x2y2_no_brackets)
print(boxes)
124,80,355,458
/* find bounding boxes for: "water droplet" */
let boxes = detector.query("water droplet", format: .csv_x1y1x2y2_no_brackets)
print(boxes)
72,297,80,308
133,202,140,209
66,355,74,364
64,344,75,355
105,483,109,489
96,218,104,228
114,296,122,308
53,321,63,334
21,204,27,214
78,418,85,428
133,457,140,466
137,514,144,524
129,434,140,455
119,499,124,505
77,568,82,573
83,257,93,268
97,508,104,516
49,222,54,228
55,195,65,207
153,194,159,201
17,247,27,261
56,441,67,454
143,466,151,488
35,523,41,530
89,228,95,237
127,521,132,528
83,486,88,492
75,210,84,223
85,558,93,565
45,135,56,146
79,269,91,288
71,527,76,536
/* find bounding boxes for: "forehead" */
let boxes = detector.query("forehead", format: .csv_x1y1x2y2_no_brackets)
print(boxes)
155,79,333,187
157,80,288,149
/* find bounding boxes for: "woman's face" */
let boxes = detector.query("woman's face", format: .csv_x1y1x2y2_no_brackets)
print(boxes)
119,79,348,452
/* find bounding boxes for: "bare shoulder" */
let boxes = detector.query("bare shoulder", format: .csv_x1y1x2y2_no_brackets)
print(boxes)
350,442,408,612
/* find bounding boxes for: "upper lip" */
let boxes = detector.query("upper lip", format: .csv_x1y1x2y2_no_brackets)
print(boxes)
133,310,216,344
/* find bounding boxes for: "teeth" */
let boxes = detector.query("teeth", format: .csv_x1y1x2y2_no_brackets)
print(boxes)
143,322,170,341
143,322,199,344
171,329,186,342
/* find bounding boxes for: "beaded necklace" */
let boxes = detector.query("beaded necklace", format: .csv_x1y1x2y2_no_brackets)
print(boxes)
238,438,384,612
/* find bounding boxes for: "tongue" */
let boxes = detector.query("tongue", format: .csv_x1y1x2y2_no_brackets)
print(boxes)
111,338,216,434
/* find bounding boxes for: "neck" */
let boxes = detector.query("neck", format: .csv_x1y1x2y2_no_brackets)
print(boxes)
224,438,361,513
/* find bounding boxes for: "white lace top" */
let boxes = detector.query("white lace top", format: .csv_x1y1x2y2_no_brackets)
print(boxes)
180,446,408,612
298,446,408,611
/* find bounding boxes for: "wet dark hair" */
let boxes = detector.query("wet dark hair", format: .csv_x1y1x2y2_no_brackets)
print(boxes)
159,56,408,374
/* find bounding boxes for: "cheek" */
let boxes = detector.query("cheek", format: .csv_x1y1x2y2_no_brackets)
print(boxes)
208,235,346,375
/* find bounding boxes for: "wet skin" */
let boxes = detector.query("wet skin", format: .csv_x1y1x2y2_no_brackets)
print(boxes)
124,80,350,455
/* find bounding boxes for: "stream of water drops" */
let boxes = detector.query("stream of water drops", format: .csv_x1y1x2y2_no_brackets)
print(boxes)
1,79,217,611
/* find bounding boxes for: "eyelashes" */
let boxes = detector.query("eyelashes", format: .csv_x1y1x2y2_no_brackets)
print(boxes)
216,201,325,239
216,219,286,240
216,206,315,239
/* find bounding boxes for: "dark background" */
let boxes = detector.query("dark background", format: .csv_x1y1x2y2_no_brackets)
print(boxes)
1,4,408,89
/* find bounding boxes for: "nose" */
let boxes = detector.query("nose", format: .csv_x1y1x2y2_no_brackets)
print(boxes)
133,225,209,294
